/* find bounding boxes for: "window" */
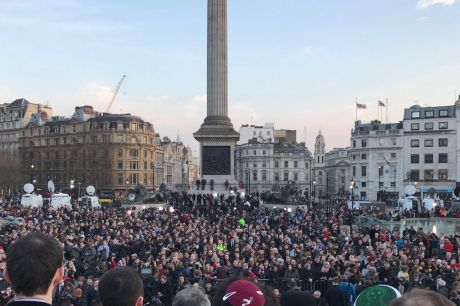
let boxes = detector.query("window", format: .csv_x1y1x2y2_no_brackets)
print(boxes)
144,161,148,170
378,166,383,176
252,171,257,181
439,122,448,129
424,154,433,164
274,173,279,181
439,138,448,147
129,161,139,170
253,150,257,155
362,140,367,148
319,171,322,175
361,154,367,160
439,110,448,117
411,111,420,119
424,170,434,181
411,154,419,164
424,139,433,147
262,161,266,168
411,123,420,130
379,182,384,187
425,110,434,118
352,154,357,160
253,162,257,168
411,139,419,147
284,161,288,168
283,172,289,181
117,174,123,185
117,161,123,170
409,170,420,181
361,166,366,177
352,166,356,177
305,162,309,169
263,150,266,155
439,169,448,180
391,182,396,187
294,161,298,168
262,171,267,181
130,149,139,157
391,153,396,159
353,140,356,148
274,161,279,168
439,153,448,163
294,173,298,181
424,122,433,130
361,182,367,187
390,138,396,146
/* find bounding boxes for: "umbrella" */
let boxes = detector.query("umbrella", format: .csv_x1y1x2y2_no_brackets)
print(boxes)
354,284,401,306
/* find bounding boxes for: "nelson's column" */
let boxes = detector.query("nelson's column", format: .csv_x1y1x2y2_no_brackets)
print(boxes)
193,0,240,191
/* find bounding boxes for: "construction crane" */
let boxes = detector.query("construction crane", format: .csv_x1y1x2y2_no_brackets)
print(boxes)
106,75,127,113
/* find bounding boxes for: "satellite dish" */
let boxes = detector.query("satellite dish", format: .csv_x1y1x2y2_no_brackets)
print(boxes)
48,180,55,193
404,185,416,196
86,185,96,196
24,183,34,194
128,194,136,202
454,187,460,198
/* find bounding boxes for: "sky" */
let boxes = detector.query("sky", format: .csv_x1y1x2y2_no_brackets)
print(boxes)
1,0,460,154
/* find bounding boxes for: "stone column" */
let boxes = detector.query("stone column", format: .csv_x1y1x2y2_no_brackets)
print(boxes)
207,0,228,119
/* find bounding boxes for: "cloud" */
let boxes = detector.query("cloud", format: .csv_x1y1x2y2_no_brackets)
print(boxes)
417,0,455,8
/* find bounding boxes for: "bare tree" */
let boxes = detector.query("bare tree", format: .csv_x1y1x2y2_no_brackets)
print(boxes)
0,152,22,188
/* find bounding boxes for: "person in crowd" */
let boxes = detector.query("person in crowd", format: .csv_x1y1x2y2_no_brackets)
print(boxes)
172,287,210,306
4,232,64,306
98,268,144,306
390,288,455,306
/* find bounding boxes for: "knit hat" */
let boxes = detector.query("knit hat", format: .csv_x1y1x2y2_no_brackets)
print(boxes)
223,280,265,306
280,290,316,306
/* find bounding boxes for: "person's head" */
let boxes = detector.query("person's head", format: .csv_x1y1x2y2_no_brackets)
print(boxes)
172,287,210,306
280,290,316,306
5,232,64,299
313,291,321,299
390,289,455,306
99,268,144,306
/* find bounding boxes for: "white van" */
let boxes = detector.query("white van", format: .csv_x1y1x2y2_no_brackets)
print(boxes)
50,193,72,208
21,194,43,208
80,196,100,208
398,196,419,212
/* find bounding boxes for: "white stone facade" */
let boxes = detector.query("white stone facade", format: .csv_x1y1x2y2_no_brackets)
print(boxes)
238,123,274,145
0,99,52,154
234,141,313,193
349,120,404,201
325,147,351,196
403,104,457,196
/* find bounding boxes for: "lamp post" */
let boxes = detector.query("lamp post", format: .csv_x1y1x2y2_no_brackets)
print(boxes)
378,165,382,201
349,178,355,209
78,182,81,200
126,179,130,198
30,164,35,184
313,180,316,201
151,162,155,191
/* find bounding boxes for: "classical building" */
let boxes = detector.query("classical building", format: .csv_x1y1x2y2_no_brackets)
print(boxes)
0,98,52,154
234,139,313,193
19,106,157,193
325,148,351,196
313,131,326,198
349,120,404,201
238,123,274,145
161,136,190,191
403,104,458,197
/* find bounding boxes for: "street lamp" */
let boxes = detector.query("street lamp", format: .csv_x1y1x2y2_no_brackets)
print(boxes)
30,164,35,184
126,179,130,196
78,182,81,200
70,179,75,189
378,165,382,201
313,180,316,201
349,178,356,209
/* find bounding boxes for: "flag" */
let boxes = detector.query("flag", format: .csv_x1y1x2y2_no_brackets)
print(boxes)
356,103,367,109
378,100,386,107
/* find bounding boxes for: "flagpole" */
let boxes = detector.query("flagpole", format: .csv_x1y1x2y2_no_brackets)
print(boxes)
386,98,388,123
355,98,358,122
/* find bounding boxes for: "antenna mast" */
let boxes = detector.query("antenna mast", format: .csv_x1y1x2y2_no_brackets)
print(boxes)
106,75,127,113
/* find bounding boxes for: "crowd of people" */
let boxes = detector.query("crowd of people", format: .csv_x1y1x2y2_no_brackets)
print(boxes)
0,191,460,306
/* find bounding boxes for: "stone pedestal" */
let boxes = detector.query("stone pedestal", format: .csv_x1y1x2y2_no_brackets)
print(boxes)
194,0,239,187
